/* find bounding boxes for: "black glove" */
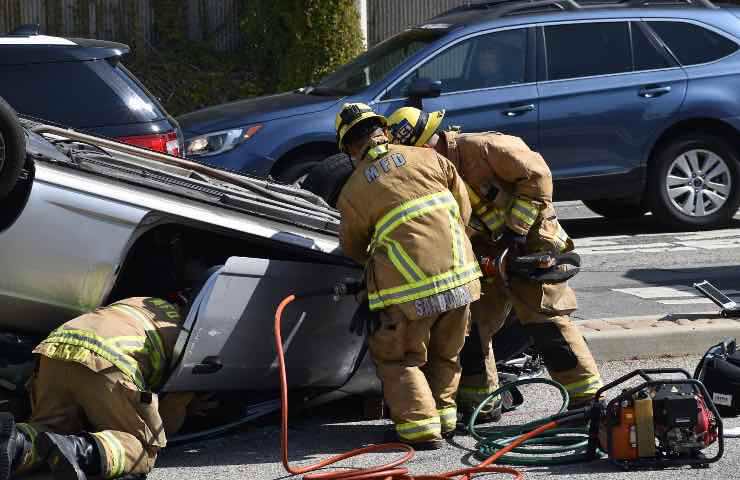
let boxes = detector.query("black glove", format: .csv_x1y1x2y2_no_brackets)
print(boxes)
350,309,381,337
498,227,527,257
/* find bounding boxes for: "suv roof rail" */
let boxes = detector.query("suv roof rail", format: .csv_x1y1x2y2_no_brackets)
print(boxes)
623,0,717,8
441,0,581,15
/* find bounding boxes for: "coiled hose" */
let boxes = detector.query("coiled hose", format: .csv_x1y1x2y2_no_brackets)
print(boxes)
275,294,589,479
469,380,592,465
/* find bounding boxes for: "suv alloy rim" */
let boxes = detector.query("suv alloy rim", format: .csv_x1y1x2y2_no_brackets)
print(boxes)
666,149,731,217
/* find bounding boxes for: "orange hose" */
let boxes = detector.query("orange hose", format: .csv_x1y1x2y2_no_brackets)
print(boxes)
274,294,555,480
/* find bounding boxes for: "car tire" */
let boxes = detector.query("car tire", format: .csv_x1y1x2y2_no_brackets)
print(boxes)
648,133,740,230
0,97,26,199
582,198,647,219
275,153,330,184
300,153,354,208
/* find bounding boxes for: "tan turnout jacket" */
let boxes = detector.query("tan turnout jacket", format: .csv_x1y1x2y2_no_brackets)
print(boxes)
337,141,481,317
441,131,572,253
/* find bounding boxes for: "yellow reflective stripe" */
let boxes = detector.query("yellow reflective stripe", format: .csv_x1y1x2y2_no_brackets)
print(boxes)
396,416,442,441
43,329,146,390
16,423,39,469
110,304,167,388
368,262,481,310
384,238,426,283
564,375,603,398
374,191,457,243
466,183,483,208
366,144,389,161
459,386,495,395
554,223,570,252
95,431,126,479
449,210,465,268
438,407,457,431
510,199,539,227
480,208,505,233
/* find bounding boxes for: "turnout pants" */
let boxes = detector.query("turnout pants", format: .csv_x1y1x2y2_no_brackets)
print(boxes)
16,356,167,478
459,277,602,410
369,304,470,443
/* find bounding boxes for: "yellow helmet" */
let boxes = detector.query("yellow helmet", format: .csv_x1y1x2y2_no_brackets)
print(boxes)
387,107,445,147
335,103,388,152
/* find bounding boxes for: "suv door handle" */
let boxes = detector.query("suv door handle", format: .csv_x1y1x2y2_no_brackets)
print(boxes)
639,85,672,98
502,104,535,117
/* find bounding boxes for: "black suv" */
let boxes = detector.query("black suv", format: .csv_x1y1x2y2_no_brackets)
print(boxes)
0,26,183,156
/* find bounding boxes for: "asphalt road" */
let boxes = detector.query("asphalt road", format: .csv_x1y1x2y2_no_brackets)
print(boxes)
558,202,740,320
150,355,740,480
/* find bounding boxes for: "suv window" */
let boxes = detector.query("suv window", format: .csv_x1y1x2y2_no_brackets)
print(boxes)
0,59,164,127
385,28,527,99
632,22,672,71
545,22,631,80
648,21,739,66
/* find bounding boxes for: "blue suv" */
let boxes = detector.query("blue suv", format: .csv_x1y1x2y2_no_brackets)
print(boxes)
179,0,740,229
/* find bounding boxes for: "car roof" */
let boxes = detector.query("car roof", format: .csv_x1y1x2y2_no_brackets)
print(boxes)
425,0,733,32
0,26,129,65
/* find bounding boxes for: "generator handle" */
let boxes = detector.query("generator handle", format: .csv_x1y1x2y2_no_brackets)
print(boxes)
593,368,692,399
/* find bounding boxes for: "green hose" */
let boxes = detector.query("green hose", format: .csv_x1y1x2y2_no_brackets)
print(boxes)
469,378,594,465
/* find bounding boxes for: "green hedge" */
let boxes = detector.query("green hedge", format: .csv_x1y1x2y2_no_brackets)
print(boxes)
125,0,363,116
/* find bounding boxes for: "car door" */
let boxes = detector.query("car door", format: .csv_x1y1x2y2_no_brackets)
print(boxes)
162,256,367,392
374,27,540,149
536,20,688,199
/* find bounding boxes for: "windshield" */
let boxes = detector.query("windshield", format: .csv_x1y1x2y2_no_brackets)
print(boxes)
313,29,445,96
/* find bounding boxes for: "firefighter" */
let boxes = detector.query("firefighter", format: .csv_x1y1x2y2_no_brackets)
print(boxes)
335,103,482,449
0,269,218,480
387,107,602,417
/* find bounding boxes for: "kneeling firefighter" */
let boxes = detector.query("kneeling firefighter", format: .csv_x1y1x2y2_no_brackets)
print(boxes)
0,268,218,480
335,103,482,449
387,107,602,417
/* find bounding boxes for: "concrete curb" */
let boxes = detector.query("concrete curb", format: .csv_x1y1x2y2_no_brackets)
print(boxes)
579,313,740,361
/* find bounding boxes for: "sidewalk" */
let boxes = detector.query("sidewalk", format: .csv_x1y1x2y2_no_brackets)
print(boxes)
580,312,740,361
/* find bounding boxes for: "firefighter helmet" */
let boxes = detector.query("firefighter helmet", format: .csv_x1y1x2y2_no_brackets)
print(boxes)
335,103,387,152
387,107,445,147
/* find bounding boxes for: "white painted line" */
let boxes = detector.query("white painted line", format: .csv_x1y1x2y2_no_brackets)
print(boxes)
581,246,697,255
678,238,740,250
658,298,716,305
614,287,697,299
675,230,740,241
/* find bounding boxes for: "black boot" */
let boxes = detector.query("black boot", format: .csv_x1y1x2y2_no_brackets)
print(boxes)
37,432,101,480
0,412,32,480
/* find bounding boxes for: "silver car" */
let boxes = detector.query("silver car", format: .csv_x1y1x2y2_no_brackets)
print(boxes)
0,116,379,429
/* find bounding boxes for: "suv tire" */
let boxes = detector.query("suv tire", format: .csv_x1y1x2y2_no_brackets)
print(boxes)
0,97,26,199
583,198,647,219
276,152,333,184
648,133,740,230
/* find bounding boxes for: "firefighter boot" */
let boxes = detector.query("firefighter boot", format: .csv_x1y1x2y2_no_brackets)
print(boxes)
38,432,101,480
0,413,34,480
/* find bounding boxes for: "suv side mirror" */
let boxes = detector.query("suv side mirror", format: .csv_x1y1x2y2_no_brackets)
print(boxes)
406,78,442,109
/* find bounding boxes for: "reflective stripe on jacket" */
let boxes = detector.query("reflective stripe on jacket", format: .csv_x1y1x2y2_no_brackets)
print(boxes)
34,297,182,391
337,143,481,316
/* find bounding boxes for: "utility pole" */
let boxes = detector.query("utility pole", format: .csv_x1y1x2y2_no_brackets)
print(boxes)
354,0,368,48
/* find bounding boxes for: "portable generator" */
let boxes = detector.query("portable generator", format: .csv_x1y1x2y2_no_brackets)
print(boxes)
587,369,724,469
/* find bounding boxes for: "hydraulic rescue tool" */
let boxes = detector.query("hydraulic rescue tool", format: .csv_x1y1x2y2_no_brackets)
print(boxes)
587,369,723,469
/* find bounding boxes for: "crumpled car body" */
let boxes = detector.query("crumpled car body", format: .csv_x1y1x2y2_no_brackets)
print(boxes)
0,119,378,401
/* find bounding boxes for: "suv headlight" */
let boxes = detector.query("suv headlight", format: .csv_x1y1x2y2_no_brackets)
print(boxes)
185,125,262,157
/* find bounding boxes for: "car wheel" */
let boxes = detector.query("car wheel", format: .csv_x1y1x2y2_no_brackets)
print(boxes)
648,133,740,230
275,153,330,184
300,153,354,208
0,97,26,199
582,198,647,219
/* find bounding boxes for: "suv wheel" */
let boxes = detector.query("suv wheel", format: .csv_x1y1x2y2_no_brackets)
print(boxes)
275,152,330,184
0,97,26,199
583,198,647,219
300,153,354,208
648,133,740,230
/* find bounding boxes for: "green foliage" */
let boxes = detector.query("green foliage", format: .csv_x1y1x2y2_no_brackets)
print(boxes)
242,0,364,92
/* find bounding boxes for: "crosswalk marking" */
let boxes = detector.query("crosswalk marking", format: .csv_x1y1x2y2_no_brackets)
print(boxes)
575,228,740,255
612,286,740,306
